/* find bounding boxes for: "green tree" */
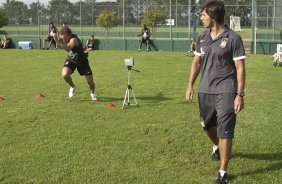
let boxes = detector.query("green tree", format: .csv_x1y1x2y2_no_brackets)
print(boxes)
2,0,29,25
48,0,73,25
96,10,119,38
28,2,45,25
141,8,166,34
0,10,8,28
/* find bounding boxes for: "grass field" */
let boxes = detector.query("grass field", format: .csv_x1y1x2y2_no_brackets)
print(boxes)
0,50,282,183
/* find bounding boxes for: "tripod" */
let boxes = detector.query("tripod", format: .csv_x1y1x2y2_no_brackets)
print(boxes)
122,66,138,109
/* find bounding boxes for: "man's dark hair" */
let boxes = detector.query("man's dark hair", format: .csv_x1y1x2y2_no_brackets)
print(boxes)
60,26,72,35
201,0,225,24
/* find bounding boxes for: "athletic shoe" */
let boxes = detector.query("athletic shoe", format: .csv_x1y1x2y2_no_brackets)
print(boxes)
211,148,220,161
215,172,228,184
69,86,76,98
138,49,141,51
90,93,98,101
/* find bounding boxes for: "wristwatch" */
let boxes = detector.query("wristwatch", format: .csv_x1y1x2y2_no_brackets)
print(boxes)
237,91,245,97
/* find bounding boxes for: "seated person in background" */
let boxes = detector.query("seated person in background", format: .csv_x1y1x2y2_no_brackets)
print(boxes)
84,35,96,51
137,24,151,51
42,22,58,50
188,39,196,53
0,35,11,49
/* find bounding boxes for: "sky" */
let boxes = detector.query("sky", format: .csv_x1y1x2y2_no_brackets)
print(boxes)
0,0,79,6
0,0,118,6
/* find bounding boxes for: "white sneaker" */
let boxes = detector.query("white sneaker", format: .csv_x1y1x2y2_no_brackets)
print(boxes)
90,93,98,101
69,86,76,98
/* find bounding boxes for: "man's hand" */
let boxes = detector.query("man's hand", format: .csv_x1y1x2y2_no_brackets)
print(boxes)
234,96,244,114
186,86,194,103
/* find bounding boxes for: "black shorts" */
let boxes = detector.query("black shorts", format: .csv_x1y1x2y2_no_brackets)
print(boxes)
64,59,93,76
198,93,236,138
141,38,150,43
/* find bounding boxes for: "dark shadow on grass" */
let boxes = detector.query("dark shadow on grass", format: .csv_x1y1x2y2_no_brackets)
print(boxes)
137,92,172,102
55,92,173,105
233,152,282,161
94,96,123,102
230,152,282,180
96,92,173,105
0,175,11,183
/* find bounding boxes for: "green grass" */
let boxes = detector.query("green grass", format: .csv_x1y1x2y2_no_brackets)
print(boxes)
0,50,282,183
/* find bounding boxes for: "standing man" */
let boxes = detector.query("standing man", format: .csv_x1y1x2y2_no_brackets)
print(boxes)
185,1,246,184
137,24,151,51
54,26,97,101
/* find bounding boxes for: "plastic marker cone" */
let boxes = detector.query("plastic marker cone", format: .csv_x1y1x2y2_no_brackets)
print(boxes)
36,94,45,98
0,96,5,101
107,103,116,108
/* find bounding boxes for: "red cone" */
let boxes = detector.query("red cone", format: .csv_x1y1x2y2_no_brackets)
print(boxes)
36,94,45,98
107,103,116,108
0,96,5,101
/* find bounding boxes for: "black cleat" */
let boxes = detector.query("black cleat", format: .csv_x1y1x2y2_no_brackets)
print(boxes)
215,172,228,184
211,148,220,161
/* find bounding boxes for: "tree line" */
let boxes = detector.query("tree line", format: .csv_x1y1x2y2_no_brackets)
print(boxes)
0,0,271,28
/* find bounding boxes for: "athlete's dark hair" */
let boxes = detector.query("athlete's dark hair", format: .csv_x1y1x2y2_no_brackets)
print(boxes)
60,26,72,35
201,0,225,24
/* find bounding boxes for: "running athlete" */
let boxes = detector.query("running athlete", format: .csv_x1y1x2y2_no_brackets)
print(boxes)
54,26,97,101
185,1,246,183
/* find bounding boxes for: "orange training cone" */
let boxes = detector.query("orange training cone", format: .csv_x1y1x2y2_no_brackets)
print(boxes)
36,94,45,99
107,103,116,108
0,96,5,101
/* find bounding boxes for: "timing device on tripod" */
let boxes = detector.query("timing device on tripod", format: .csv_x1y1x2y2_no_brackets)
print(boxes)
122,57,139,109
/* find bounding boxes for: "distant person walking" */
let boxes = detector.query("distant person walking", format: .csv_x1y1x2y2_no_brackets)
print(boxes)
54,26,97,101
185,1,246,184
137,24,151,51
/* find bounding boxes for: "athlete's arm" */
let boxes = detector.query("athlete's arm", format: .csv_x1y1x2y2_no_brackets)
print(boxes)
55,35,78,52
234,59,245,114
186,55,202,103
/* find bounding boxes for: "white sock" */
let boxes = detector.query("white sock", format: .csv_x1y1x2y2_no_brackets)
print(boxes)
213,145,219,153
219,170,227,177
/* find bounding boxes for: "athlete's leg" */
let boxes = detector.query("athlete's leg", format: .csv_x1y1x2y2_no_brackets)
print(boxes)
62,67,75,87
42,39,46,49
85,75,95,94
139,39,144,50
146,39,150,50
